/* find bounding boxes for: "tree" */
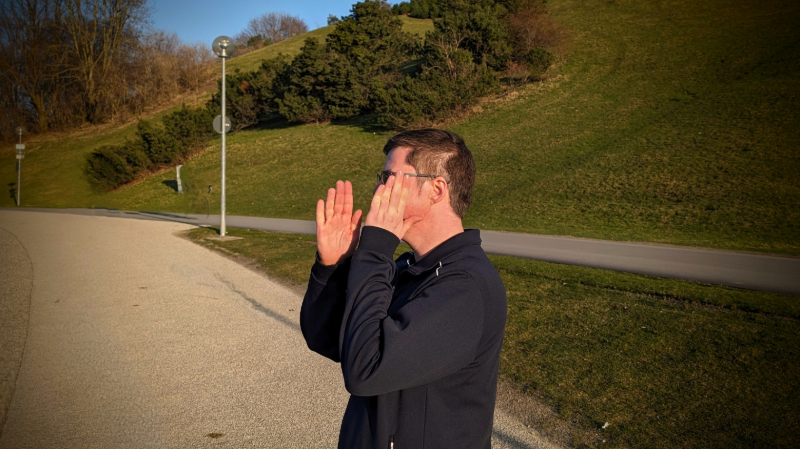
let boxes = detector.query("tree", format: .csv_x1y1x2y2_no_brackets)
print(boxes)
0,0,67,133
61,0,149,123
236,12,307,48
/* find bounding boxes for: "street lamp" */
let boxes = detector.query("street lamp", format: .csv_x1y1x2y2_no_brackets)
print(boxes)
212,35,236,236
15,126,25,206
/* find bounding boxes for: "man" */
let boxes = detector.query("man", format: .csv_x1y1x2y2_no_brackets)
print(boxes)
301,129,507,448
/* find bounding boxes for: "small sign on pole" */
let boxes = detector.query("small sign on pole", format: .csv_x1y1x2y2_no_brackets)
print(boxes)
176,165,184,194
16,154,24,159
213,115,231,134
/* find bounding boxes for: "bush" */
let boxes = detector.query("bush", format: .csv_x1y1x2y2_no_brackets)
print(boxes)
506,6,569,60
525,47,554,77
83,104,217,192
274,38,331,123
393,2,412,15
161,104,216,154
84,146,136,193
375,63,500,128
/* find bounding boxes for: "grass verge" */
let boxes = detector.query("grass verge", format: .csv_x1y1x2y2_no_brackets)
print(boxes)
183,226,800,449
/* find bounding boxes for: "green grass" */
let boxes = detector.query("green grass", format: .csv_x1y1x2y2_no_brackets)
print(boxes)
226,26,336,74
183,226,800,448
2,0,799,256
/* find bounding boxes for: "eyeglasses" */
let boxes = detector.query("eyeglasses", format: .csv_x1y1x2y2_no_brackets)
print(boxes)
377,170,448,185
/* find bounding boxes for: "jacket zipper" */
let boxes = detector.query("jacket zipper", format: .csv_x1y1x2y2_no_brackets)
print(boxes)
389,435,394,449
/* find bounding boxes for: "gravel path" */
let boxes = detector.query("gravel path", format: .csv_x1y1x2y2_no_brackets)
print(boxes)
0,210,557,449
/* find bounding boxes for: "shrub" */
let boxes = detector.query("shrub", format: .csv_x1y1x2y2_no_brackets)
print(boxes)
506,6,569,60
393,2,412,15
525,47,554,78
375,63,500,128
274,38,331,123
162,104,216,155
84,146,136,192
83,104,217,192
134,120,180,166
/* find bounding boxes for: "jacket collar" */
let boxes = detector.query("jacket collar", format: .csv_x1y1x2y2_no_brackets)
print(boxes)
403,229,482,276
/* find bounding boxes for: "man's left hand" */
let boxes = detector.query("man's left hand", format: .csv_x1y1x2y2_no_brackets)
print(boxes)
364,172,422,241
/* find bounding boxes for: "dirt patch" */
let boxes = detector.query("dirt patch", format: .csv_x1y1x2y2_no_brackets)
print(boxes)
496,378,604,448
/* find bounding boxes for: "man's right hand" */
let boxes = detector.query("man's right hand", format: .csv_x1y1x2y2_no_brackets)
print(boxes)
316,180,363,266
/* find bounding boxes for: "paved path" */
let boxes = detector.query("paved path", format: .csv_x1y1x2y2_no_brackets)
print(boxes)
0,210,556,449
4,208,799,295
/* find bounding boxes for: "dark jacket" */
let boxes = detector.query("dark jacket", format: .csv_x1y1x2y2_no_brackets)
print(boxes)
301,226,507,449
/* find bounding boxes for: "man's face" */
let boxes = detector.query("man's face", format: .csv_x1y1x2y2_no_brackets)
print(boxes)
379,146,429,223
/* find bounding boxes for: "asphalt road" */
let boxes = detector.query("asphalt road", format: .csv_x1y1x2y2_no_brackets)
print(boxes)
4,208,799,295
0,210,556,449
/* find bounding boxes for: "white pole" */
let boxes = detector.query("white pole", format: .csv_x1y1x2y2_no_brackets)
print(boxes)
17,132,21,206
220,56,227,236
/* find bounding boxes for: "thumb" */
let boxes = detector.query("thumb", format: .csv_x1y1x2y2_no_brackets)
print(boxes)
402,216,423,235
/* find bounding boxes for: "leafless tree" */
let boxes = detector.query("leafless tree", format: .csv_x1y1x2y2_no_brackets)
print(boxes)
176,42,214,92
506,7,569,59
61,0,149,123
0,0,68,133
236,12,308,49
0,0,216,138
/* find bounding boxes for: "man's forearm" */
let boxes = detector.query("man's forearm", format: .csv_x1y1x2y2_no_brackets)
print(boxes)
300,256,351,362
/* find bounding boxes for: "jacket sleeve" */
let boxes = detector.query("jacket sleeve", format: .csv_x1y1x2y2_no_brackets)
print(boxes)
339,226,484,397
300,254,351,362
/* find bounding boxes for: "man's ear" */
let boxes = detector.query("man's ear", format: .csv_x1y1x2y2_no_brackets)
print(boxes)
429,177,449,205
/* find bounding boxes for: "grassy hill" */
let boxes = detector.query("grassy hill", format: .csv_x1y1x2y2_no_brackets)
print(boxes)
2,0,798,256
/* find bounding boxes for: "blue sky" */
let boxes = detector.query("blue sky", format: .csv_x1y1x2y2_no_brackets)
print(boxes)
149,0,366,45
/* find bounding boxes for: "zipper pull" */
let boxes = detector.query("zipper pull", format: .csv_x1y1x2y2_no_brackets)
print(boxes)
389,435,394,449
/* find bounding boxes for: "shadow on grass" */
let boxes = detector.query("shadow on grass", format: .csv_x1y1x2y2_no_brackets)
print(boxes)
8,182,16,205
162,180,179,192
241,113,390,135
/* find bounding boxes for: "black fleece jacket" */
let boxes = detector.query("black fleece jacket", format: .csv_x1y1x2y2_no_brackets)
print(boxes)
301,226,507,449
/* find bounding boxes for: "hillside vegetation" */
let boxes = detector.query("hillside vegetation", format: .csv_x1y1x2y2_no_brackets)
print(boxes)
2,0,799,256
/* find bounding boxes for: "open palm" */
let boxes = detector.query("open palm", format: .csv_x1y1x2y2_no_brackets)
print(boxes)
316,180,363,266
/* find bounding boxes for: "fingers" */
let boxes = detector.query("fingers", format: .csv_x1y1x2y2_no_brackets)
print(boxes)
334,180,345,216
370,183,386,211
351,209,363,231
380,174,394,210
388,172,405,213
316,199,325,228
325,187,335,221
344,181,353,217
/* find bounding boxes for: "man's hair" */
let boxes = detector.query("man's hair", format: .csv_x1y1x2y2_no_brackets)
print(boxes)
383,129,476,218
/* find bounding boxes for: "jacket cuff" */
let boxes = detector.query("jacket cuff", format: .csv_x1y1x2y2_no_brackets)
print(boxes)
358,226,400,259
311,252,348,284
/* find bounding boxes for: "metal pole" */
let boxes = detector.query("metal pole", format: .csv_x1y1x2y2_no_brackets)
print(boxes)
220,56,227,236
17,132,21,206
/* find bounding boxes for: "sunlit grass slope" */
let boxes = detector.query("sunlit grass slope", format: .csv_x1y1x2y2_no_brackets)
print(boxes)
2,0,799,255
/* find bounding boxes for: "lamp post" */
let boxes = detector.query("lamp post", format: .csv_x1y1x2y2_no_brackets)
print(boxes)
15,126,25,206
212,35,236,236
